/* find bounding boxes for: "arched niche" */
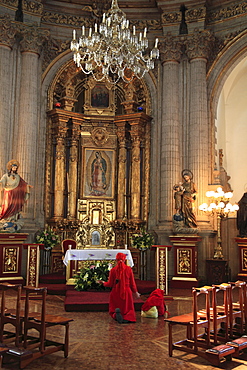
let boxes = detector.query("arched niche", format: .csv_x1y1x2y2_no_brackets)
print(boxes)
207,29,247,202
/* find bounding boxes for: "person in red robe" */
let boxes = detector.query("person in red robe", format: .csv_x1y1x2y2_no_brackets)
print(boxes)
141,289,167,317
102,252,140,323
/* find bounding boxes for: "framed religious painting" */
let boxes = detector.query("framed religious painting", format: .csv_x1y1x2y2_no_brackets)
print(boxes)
83,77,115,116
83,149,115,199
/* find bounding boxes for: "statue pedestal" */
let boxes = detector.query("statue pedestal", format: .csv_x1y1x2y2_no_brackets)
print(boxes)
235,237,247,281
169,235,202,289
206,259,229,285
151,245,171,295
0,233,28,284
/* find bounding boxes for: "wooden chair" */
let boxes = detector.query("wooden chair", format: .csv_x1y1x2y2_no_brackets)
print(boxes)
61,239,76,255
165,287,211,357
0,282,22,347
210,284,231,345
228,281,246,337
8,286,74,369
165,286,236,366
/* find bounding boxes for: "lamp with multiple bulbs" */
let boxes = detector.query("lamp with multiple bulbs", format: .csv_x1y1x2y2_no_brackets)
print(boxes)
199,187,239,259
70,0,159,84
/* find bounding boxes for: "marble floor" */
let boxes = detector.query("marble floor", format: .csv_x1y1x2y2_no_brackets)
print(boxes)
2,289,247,370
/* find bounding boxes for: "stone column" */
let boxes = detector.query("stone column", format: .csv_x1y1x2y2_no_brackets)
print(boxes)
67,124,80,219
53,125,67,220
0,19,16,173
15,26,48,218
116,121,127,220
185,30,213,207
130,122,143,221
160,35,183,222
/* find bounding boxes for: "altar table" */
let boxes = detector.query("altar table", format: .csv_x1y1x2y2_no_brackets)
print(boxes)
63,249,134,283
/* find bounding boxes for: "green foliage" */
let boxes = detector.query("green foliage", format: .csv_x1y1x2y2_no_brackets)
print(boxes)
131,227,154,250
74,260,111,291
35,228,60,251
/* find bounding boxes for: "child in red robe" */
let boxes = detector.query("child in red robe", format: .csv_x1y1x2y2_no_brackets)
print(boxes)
141,289,168,318
102,252,140,323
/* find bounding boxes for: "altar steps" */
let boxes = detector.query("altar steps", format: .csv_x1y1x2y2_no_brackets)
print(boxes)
39,273,157,296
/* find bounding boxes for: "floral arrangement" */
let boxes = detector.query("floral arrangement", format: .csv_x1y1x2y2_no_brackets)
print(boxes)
35,228,60,251
131,227,155,251
74,260,112,291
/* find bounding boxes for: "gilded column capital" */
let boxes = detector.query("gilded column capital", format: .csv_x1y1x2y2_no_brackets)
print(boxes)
0,18,16,48
184,29,214,61
20,26,49,55
160,34,183,64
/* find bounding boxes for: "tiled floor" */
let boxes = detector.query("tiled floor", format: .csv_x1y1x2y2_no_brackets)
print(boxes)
2,288,247,369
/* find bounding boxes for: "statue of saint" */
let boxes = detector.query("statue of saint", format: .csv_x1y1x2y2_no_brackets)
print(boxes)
173,170,198,233
0,160,32,231
181,170,197,229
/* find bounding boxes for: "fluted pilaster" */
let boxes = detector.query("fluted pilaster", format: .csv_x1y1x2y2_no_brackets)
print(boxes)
185,30,213,207
67,125,80,219
130,123,142,220
116,122,127,220
53,128,66,219
0,19,16,173
160,35,183,221
14,26,48,218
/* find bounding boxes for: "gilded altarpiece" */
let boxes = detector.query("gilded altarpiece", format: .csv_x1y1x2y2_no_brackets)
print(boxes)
46,66,153,278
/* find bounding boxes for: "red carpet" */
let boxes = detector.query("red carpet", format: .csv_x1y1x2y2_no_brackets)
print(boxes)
39,273,173,312
64,290,144,312
39,274,156,296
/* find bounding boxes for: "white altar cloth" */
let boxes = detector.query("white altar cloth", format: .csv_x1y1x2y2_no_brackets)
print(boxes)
63,249,134,267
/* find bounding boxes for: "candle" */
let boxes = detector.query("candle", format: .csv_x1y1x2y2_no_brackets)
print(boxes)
125,244,127,250
133,25,136,36
155,38,158,48
89,28,92,37
95,23,97,33
144,27,147,38
139,32,142,42
82,26,85,36
69,245,72,250
73,30,76,40
102,13,105,23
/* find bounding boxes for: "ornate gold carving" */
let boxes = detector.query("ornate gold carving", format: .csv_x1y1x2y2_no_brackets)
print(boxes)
178,248,192,274
207,2,247,24
161,11,181,25
158,249,166,291
77,199,115,248
23,0,43,15
186,7,206,22
91,127,109,146
0,0,18,8
4,247,18,273
41,11,162,30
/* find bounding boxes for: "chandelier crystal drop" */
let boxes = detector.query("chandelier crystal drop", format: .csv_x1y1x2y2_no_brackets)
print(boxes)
70,0,159,84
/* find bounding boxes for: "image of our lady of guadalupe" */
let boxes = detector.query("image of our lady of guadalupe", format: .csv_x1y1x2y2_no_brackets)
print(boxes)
90,151,108,196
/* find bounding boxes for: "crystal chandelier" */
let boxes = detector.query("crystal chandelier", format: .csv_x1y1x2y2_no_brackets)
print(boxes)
70,0,159,84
